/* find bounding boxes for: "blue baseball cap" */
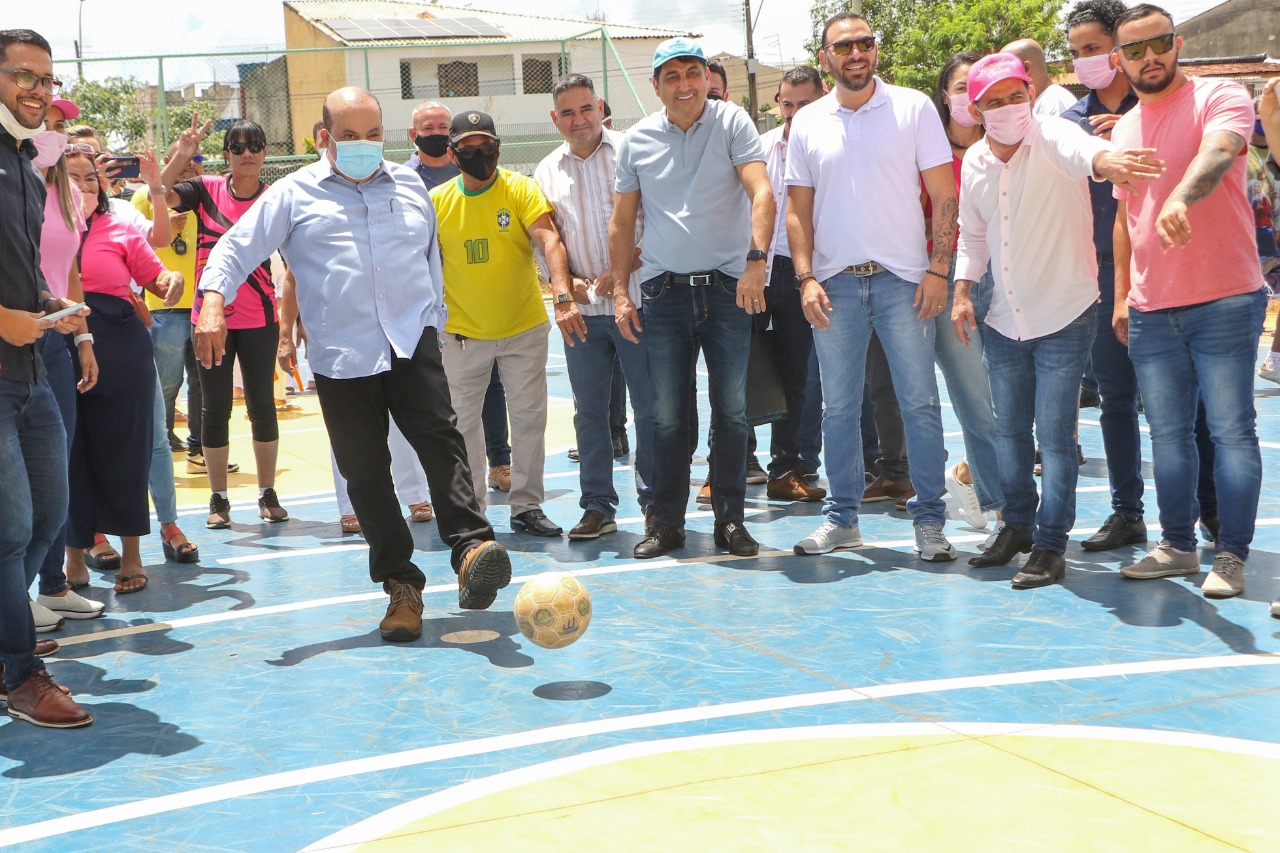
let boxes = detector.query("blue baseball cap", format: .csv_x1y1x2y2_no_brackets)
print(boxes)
652,37,706,76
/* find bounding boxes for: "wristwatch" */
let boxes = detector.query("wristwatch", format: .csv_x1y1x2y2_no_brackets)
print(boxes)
746,249,767,262
795,272,816,287
554,293,573,304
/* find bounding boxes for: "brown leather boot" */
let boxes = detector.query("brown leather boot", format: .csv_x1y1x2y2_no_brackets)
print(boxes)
5,670,92,727
766,471,827,502
379,580,423,643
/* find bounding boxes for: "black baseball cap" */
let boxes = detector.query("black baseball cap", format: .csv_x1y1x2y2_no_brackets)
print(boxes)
449,110,499,143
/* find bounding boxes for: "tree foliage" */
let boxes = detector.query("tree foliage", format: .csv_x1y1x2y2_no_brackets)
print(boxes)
806,0,1069,93
62,76,224,157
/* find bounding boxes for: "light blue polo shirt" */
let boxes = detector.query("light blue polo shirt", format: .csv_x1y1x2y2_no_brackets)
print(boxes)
616,99,764,281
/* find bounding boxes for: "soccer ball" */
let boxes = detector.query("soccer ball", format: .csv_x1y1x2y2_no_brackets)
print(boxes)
513,572,592,649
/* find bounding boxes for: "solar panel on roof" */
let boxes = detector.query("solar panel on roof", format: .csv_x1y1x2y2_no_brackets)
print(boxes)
318,16,506,41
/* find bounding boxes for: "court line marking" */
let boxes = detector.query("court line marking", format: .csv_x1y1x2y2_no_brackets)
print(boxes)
303,721,1280,852
5,653,1278,848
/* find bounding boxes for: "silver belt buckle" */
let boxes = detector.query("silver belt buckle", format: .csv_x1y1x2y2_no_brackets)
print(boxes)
688,274,713,286
850,262,878,277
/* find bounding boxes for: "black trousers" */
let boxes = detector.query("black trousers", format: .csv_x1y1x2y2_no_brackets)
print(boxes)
314,329,493,588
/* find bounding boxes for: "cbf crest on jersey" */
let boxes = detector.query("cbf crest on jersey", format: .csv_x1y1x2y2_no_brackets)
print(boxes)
497,208,512,231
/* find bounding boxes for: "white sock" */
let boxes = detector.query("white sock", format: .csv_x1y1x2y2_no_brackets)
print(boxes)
214,491,228,499
259,487,270,497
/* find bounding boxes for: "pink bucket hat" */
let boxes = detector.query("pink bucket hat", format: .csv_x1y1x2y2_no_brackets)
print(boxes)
966,53,1033,103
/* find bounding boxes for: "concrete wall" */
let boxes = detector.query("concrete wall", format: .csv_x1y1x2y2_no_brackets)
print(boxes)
1177,0,1279,59
284,6,348,153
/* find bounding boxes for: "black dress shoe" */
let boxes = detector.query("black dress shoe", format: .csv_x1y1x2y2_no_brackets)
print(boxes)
569,510,617,540
612,432,629,458
1011,548,1066,589
634,523,685,559
567,448,580,462
511,509,563,537
1081,513,1147,552
714,521,759,557
969,526,1034,567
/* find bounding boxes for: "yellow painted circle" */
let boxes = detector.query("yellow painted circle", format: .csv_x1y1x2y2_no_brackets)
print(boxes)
348,729,1279,851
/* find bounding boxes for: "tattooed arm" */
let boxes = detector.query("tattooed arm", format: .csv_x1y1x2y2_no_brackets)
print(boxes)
916,162,957,320
1155,129,1246,249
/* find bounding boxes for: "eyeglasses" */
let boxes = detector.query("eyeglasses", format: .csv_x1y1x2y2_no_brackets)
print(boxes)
824,36,877,56
63,143,96,156
453,141,499,158
1115,32,1175,62
0,68,61,95
225,141,265,155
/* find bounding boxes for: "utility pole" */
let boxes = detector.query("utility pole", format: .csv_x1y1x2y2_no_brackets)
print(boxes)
76,0,86,81
744,0,759,119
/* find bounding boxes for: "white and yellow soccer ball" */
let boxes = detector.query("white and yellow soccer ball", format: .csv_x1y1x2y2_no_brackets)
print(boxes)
513,572,592,649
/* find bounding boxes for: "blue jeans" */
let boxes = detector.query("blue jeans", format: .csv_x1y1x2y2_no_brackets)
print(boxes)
983,305,1096,554
150,309,191,442
1128,289,1266,558
814,270,948,527
642,273,750,526
481,364,511,467
761,256,819,480
564,312,655,515
935,272,1003,511
149,370,178,524
0,376,68,691
35,332,74,596
1091,264,1144,519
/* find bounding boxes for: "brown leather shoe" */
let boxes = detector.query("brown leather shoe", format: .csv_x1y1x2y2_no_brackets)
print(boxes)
35,639,58,656
5,670,92,727
458,540,513,610
379,580,423,643
695,477,712,505
767,472,826,502
864,475,914,504
408,502,434,522
487,464,511,492
569,510,618,540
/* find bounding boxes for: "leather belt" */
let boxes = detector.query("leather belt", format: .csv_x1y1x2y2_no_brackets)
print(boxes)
665,271,724,286
844,262,884,277
1096,252,1114,265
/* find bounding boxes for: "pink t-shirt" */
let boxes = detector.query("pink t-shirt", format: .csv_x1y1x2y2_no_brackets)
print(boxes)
78,212,166,302
40,184,86,299
173,175,277,330
1112,77,1263,310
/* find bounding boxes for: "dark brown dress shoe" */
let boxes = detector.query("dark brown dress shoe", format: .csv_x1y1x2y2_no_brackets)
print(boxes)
864,475,913,503
457,541,512,610
379,579,423,642
1081,513,1147,552
969,525,1034,567
634,524,685,559
766,472,827,502
6,670,92,727
1011,548,1066,589
569,510,618,540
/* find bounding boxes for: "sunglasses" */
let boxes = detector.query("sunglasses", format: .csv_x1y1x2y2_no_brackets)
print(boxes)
1116,32,1175,62
63,143,96,156
453,141,499,158
191,155,204,164
825,36,877,56
0,68,61,95
225,142,265,155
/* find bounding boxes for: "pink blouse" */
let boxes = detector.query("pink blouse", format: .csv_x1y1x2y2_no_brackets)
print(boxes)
78,212,166,302
39,184,86,299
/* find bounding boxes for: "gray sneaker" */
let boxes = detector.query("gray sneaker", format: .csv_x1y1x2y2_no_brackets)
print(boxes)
1120,541,1198,579
794,519,862,555
1202,551,1245,598
1270,596,1279,618
914,523,957,562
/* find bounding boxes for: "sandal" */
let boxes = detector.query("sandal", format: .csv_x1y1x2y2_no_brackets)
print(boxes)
84,534,121,572
114,570,148,594
161,525,200,563
408,502,434,523
340,515,362,534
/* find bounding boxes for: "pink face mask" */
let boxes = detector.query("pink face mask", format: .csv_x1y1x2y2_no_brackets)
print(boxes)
980,101,1034,146
32,130,68,169
948,92,979,128
1073,53,1117,91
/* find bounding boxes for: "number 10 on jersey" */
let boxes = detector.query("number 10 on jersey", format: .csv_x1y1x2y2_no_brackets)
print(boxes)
464,238,490,264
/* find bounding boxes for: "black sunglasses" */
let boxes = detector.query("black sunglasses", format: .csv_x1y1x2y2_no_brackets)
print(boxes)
225,141,265,156
453,141,499,158
824,36,877,56
1116,32,1175,62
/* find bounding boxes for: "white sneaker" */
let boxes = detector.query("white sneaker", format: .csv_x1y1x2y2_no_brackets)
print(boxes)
914,523,957,562
1120,541,1199,579
29,598,64,633
1260,354,1280,385
1270,595,1280,618
945,463,986,529
37,589,105,620
1201,551,1245,598
794,519,863,555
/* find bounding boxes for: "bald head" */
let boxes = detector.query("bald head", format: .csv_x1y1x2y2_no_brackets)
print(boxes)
322,86,381,131
1001,39,1053,90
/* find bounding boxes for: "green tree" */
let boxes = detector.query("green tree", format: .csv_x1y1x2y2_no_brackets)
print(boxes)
164,101,225,158
807,0,1068,93
63,76,149,150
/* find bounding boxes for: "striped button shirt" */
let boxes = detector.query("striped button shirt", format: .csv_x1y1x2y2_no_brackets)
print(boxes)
533,129,641,317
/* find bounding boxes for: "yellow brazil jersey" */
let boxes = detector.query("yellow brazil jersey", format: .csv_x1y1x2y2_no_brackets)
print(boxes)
132,189,198,311
429,168,551,340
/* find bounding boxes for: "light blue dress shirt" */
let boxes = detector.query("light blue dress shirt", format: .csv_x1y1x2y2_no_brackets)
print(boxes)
199,158,446,379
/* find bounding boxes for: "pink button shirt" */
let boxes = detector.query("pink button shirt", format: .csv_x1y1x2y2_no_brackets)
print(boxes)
78,212,165,302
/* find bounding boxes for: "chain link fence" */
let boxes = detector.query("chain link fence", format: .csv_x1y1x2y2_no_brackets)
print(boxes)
56,28,652,182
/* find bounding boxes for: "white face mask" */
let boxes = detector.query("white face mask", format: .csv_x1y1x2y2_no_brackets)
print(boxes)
1073,54,1118,91
981,101,1035,146
0,101,42,140
948,92,979,128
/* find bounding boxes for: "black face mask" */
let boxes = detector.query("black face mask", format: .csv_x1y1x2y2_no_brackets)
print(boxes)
706,92,723,101
453,143,499,181
415,133,449,157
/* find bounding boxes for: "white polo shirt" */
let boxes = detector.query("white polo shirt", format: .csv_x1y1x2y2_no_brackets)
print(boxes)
785,81,951,285
955,115,1110,341
761,125,791,260
1034,83,1080,119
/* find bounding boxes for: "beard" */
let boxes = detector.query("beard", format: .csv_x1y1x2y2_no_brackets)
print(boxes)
1126,60,1176,95
832,58,877,93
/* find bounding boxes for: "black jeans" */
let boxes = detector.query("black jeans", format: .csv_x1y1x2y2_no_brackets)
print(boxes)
757,255,819,479
315,329,494,587
196,322,279,448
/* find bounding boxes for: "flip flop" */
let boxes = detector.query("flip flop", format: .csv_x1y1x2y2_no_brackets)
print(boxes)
161,525,200,563
114,571,148,595
340,515,362,534
84,534,121,571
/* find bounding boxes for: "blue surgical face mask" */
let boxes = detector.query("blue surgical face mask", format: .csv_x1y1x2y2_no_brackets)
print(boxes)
330,139,383,181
